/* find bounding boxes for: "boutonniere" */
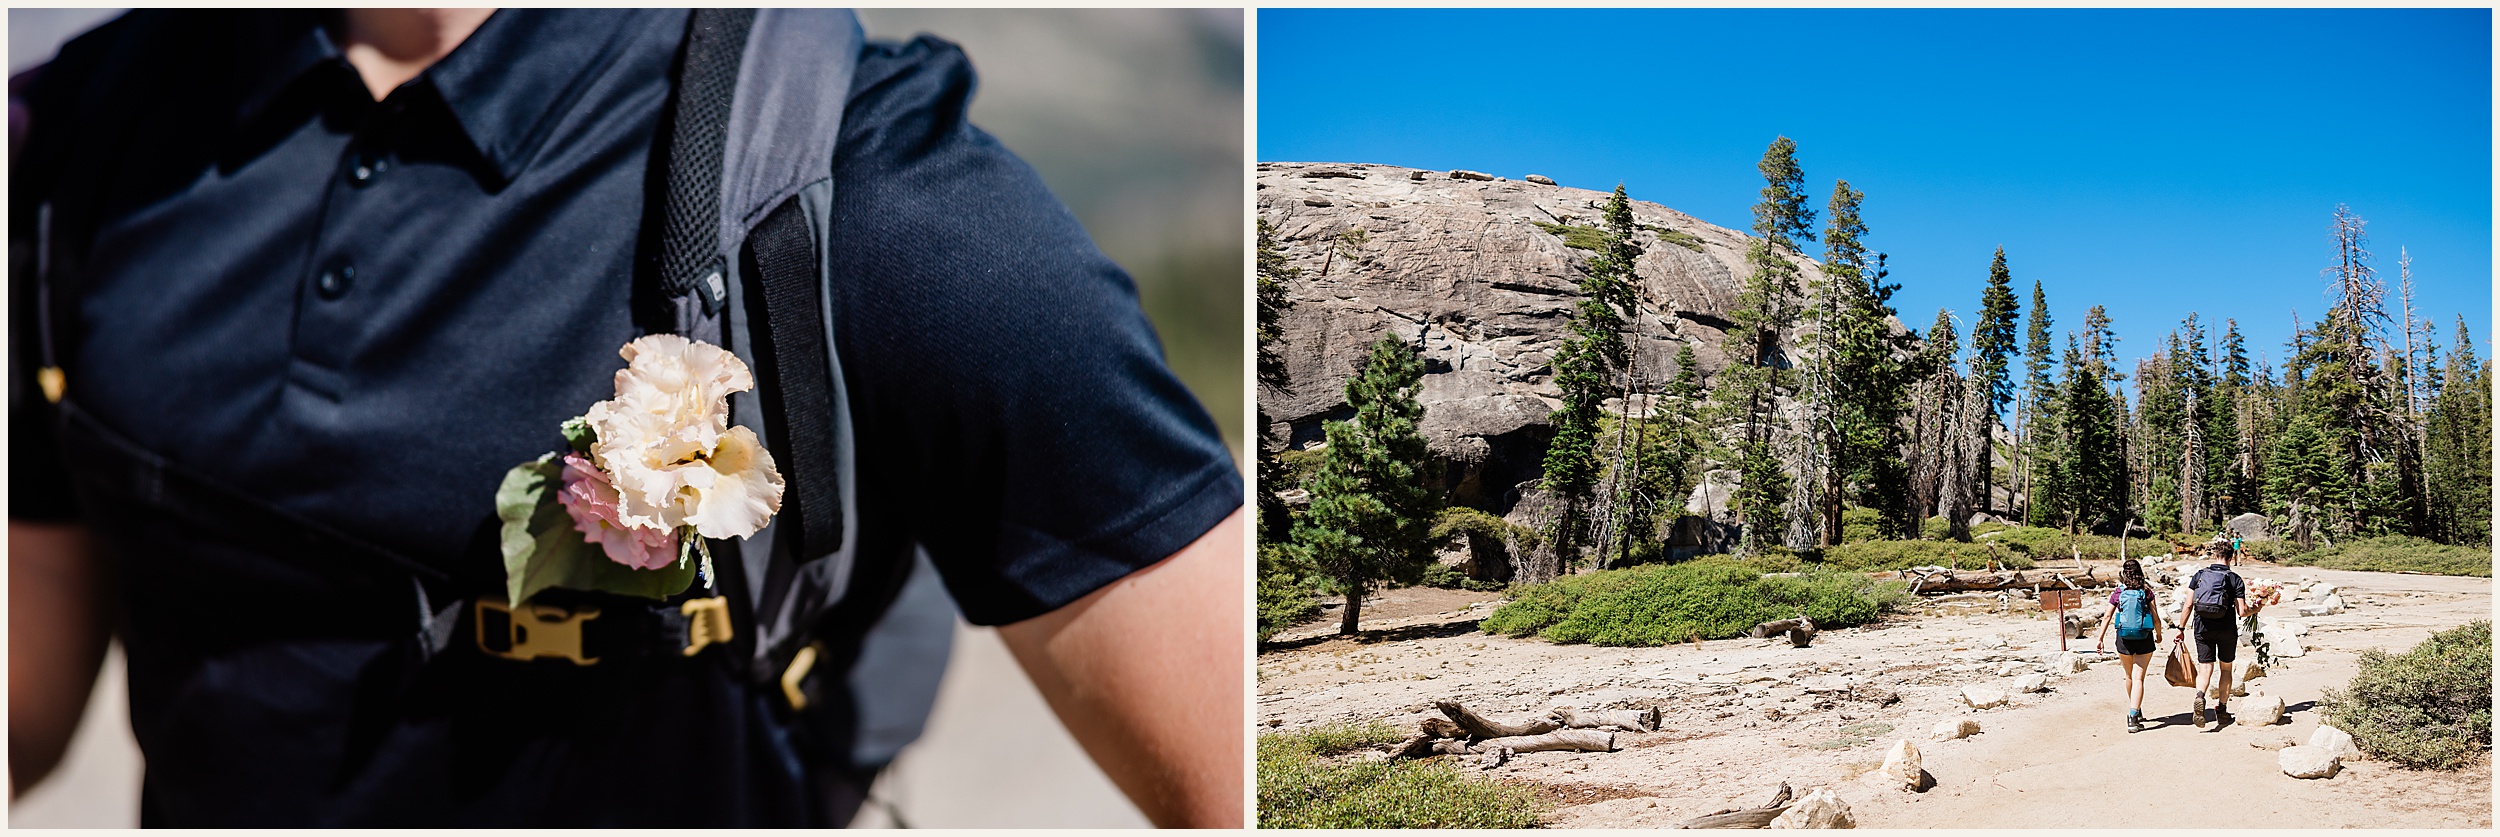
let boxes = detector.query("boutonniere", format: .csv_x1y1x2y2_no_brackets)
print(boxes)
494,335,785,605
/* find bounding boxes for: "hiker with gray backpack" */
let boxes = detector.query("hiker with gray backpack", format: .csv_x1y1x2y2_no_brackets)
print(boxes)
2175,540,2250,730
2095,558,2169,732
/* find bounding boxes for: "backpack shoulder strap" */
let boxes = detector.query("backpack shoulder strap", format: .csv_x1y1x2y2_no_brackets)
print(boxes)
645,8,866,681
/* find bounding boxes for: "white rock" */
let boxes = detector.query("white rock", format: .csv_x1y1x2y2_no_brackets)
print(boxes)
1768,788,1856,828
2059,652,2090,673
1878,739,1923,791
2296,603,2331,617
1931,719,1981,741
2272,635,2307,658
1977,634,2008,649
1961,686,2008,709
1524,174,1556,185
2013,673,2048,694
2278,744,2341,779
2320,593,2345,614
1995,661,2026,677
2310,725,2361,761
2247,693,2285,726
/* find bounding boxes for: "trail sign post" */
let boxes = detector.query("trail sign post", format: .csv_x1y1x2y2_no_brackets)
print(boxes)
2040,588,2082,651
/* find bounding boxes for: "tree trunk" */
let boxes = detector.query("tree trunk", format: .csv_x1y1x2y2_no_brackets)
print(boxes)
1440,729,1616,755
1338,582,1364,636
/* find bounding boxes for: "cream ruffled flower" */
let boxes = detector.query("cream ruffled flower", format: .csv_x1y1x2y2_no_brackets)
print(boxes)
583,334,786,540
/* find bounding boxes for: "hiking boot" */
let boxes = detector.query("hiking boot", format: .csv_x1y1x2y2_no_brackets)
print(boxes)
2212,705,2231,730
2126,710,2143,734
2192,695,2208,728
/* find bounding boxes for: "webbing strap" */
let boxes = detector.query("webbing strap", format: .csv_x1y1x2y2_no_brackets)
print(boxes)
746,197,843,560
649,8,756,317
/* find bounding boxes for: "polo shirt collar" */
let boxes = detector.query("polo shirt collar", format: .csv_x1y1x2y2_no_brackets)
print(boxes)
229,10,670,187
424,9,662,186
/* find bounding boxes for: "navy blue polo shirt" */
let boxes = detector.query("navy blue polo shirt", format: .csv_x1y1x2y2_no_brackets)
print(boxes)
11,8,1238,826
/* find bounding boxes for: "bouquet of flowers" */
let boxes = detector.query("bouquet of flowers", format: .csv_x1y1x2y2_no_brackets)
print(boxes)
493,335,785,606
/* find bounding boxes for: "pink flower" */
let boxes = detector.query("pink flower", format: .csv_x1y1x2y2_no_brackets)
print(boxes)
555,453,677,570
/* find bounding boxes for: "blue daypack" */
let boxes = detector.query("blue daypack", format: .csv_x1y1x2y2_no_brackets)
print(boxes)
2116,588,2155,638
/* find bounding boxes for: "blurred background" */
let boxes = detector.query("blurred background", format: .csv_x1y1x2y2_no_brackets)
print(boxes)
5,8,1244,828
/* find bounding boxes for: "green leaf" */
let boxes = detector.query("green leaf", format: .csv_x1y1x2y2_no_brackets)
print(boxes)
560,416,598,455
493,454,699,605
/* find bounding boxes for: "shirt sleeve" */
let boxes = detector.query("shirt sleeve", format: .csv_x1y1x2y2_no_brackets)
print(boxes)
9,56,91,524
822,36,1241,626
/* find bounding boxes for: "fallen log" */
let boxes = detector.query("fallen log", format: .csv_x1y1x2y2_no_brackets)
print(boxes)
1674,782,1791,829
1444,729,1616,755
1435,700,1560,739
1385,733,1441,760
1552,705,1660,732
1887,567,2098,594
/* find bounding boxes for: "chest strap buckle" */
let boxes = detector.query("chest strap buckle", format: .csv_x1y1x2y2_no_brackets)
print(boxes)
476,598,601,665
681,596,734,656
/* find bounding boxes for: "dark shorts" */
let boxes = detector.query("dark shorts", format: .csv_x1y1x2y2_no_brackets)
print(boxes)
2194,615,2238,663
2116,635,2157,656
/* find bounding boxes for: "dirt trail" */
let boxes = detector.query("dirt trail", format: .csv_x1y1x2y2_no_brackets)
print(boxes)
1257,564,2492,828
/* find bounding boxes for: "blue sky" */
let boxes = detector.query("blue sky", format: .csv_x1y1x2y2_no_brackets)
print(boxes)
1260,8,2492,380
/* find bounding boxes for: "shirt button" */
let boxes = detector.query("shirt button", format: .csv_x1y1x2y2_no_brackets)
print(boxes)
316,264,355,300
348,154,389,186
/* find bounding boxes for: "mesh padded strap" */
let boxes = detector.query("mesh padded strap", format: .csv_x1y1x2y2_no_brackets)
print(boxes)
651,8,756,307
744,197,843,560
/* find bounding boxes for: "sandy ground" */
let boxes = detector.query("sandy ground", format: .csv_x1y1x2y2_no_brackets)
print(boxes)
1258,564,2493,828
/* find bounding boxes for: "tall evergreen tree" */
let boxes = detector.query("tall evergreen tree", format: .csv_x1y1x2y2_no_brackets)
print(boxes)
1970,247,2021,513
2060,345,2130,534
1538,184,1641,574
2425,318,2491,544
1255,219,1299,545
1720,137,1814,554
2017,279,2054,520
1292,334,1442,635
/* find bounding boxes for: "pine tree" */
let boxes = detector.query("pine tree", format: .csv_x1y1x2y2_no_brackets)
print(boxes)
1537,184,1642,574
2425,318,2491,544
1721,137,1814,554
1969,247,2021,515
1255,219,1300,545
1291,334,1442,635
2060,345,2130,534
2017,280,2054,522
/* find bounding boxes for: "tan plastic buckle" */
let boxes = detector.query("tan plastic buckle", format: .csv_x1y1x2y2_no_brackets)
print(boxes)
781,641,824,711
475,598,601,665
681,596,734,657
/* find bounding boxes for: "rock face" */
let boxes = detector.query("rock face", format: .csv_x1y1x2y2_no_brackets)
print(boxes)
2225,512,2274,542
1258,162,1874,526
1767,788,1856,829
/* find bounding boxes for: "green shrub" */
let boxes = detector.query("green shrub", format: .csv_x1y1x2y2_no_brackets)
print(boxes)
1416,561,1505,592
2278,535,2493,578
1839,506,1888,543
1276,448,1325,487
1822,539,2034,572
2320,621,2492,769
1259,722,1546,828
1480,559,1908,646
1258,543,1322,642
1639,224,1709,253
1741,547,1804,574
1985,527,2134,563
1533,221,1608,251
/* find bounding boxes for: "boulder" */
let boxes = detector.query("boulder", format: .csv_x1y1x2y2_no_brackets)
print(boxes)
1524,174,1556,185
2246,693,2286,726
1994,661,2026,677
1408,170,1430,181
2319,593,2345,615
1877,740,1922,792
2310,725,2362,762
2059,652,2091,673
2013,673,2048,694
1960,686,2008,710
1931,719,1981,741
2278,745,2341,779
1449,169,1495,181
2225,513,2275,542
1767,788,1856,828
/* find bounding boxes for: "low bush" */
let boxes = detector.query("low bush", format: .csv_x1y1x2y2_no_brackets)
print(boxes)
1639,223,1709,253
1481,558,1908,646
1258,722,1546,828
2320,621,2492,769
2276,535,2493,578
1533,221,1608,251
1275,448,1325,488
1839,506,1889,543
1417,561,1505,592
1258,544,1322,642
1822,539,2034,572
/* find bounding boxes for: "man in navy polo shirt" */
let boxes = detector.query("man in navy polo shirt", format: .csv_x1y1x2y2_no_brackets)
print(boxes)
8,9,1243,827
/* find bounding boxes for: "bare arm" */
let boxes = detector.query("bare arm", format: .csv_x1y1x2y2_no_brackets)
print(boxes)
997,507,1244,828
8,521,111,798
2094,602,2115,651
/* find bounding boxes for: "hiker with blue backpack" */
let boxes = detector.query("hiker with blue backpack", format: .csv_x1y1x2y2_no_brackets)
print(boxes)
2095,558,2169,732
2176,540,2250,730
